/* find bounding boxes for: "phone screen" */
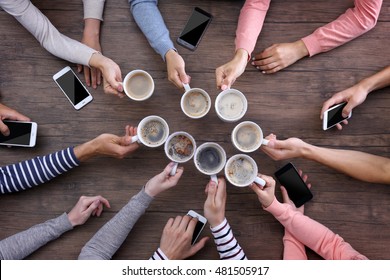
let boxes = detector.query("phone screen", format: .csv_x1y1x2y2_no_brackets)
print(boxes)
327,102,348,128
0,122,32,145
192,220,205,244
275,163,313,207
55,70,90,106
178,8,212,49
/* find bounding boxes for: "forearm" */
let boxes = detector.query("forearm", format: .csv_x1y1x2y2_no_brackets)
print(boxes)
304,144,390,184
235,0,271,57
358,65,390,93
0,147,79,194
83,0,105,21
302,0,382,56
78,188,153,260
283,230,307,260
0,213,73,260
129,0,174,60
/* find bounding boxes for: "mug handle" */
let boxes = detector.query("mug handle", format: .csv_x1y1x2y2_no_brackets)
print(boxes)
130,135,139,144
210,174,218,183
254,176,266,187
170,162,179,176
183,83,191,92
262,139,269,146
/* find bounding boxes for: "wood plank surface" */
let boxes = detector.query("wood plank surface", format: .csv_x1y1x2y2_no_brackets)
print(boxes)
0,0,389,260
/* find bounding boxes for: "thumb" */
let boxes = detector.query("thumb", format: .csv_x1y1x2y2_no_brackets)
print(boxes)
342,102,353,118
205,181,217,202
178,69,189,84
190,236,209,257
221,73,234,90
0,121,10,136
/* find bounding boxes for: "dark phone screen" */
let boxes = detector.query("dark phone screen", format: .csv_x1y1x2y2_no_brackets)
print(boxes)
327,103,348,128
275,163,313,207
0,122,32,145
56,70,89,105
179,8,211,47
192,220,205,244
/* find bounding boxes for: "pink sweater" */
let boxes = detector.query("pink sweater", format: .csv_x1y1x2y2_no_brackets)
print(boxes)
235,0,382,57
265,198,368,260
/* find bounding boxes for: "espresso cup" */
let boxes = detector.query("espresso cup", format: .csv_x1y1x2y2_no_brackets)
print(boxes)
224,154,265,187
194,142,227,183
215,88,247,122
181,84,211,119
231,121,269,153
164,131,197,176
131,115,169,147
123,70,154,101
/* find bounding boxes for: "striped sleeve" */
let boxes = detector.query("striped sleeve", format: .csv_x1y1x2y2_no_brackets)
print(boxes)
211,218,247,260
149,248,169,260
0,147,79,194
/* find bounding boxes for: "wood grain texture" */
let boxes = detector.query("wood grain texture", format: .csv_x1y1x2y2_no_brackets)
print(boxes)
0,0,389,260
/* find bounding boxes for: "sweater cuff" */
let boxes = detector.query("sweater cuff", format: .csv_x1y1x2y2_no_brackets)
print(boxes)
263,198,286,217
301,35,321,57
150,248,169,260
210,218,228,232
160,44,176,61
69,147,81,166
59,213,74,232
137,187,155,207
83,0,105,21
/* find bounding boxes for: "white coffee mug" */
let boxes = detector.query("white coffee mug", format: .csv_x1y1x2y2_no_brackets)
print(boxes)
123,70,154,101
194,142,227,183
181,84,211,119
130,115,169,148
215,88,247,122
224,154,265,187
231,121,269,153
164,131,197,176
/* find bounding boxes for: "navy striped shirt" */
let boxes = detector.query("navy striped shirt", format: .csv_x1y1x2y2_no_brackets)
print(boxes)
0,147,79,194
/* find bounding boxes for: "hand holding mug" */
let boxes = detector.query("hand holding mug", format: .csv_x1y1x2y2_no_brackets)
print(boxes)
249,174,276,208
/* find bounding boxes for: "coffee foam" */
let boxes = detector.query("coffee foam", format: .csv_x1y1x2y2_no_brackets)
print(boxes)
140,120,167,146
167,134,194,161
183,91,209,116
126,73,152,98
226,157,254,185
235,124,261,151
217,92,244,119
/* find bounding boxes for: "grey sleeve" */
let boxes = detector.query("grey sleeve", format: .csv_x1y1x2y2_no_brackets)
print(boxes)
0,213,73,260
128,0,175,60
83,0,105,20
78,188,154,260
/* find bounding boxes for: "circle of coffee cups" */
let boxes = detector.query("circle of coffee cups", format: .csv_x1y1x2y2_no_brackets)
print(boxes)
231,121,269,153
224,154,265,187
131,115,169,148
123,70,154,101
215,88,248,122
194,142,227,183
181,84,211,119
164,131,197,176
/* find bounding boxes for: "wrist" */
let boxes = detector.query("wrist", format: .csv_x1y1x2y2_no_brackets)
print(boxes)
67,213,78,227
294,40,309,59
88,52,106,69
74,139,98,162
83,18,101,38
144,181,159,197
209,216,226,228
302,142,316,161
235,48,249,63
165,49,178,62
358,78,375,96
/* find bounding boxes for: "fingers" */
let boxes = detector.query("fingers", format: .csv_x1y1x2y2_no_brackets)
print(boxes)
178,69,190,85
190,236,209,256
205,180,217,205
91,67,97,89
215,67,224,89
320,97,343,119
77,64,83,73
164,162,184,179
280,186,290,203
84,66,91,87
342,103,354,118
0,121,10,136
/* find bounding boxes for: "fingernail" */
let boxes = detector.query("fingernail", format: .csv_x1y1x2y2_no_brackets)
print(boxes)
262,71,266,74
251,62,255,65
209,181,216,188
221,85,227,90
251,57,255,61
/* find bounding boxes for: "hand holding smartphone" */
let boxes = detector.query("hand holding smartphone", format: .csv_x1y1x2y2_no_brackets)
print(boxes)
274,162,313,208
0,121,37,147
177,7,213,51
53,66,93,110
322,102,352,130
187,210,207,245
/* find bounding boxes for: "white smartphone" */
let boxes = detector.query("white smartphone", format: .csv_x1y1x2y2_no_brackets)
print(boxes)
187,210,207,245
0,121,38,147
53,66,93,110
322,102,352,130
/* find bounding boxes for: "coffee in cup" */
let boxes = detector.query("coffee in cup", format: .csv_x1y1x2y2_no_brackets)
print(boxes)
224,154,265,187
231,121,269,153
131,115,169,147
215,89,247,122
164,131,197,175
194,142,226,182
181,84,211,119
123,70,154,101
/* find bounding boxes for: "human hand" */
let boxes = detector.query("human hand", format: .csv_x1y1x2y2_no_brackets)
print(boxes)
74,125,139,161
165,49,190,89
77,19,102,89
261,134,308,161
89,53,124,98
0,103,30,136
67,195,110,227
144,162,184,197
320,84,368,130
204,177,226,228
215,48,248,90
159,215,208,260
281,170,312,214
251,40,309,74
249,174,276,208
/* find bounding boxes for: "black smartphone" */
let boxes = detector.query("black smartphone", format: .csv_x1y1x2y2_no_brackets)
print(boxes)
274,162,313,208
53,66,93,110
0,121,38,147
177,7,213,51
187,210,207,244
322,102,352,130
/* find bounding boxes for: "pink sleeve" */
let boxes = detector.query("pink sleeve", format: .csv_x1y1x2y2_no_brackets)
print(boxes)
235,0,271,58
283,230,307,260
302,0,382,56
265,199,368,260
